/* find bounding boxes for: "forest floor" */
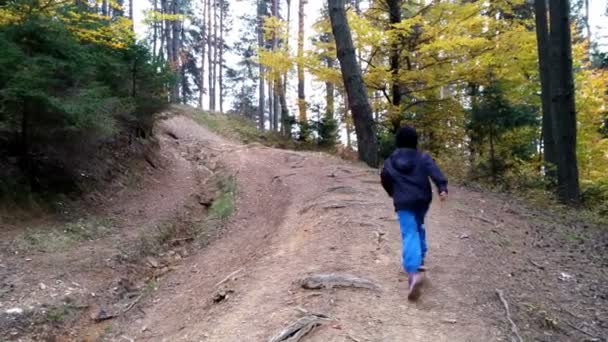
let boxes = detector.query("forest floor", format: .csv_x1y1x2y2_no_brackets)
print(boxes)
1,107,607,342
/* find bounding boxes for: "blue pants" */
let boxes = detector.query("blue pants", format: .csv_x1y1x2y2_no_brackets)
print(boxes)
398,210,428,273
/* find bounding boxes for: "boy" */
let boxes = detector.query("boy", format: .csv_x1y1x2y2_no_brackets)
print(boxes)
380,126,448,301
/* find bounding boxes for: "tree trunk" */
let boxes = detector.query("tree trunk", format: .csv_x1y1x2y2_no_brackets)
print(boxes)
268,81,274,130
129,0,134,31
273,81,280,132
297,0,307,123
163,0,172,64
282,0,291,132
212,0,219,111
171,0,180,102
198,0,208,109
278,78,290,136
388,0,401,131
257,0,266,130
584,0,591,40
270,0,279,132
326,57,335,120
102,0,108,16
343,90,352,148
548,0,580,203
207,0,215,110
180,24,187,104
219,0,224,113
534,0,557,181
329,0,378,167
489,127,497,183
152,0,158,61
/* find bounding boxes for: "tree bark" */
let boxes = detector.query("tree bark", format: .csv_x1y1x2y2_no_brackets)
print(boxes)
198,0,208,109
257,0,266,130
325,56,335,120
329,0,378,167
534,0,556,180
273,81,280,131
343,90,352,148
162,0,172,63
279,79,290,136
180,23,187,104
207,0,215,110
271,0,280,132
171,0,180,102
282,0,291,133
297,0,307,123
268,80,274,130
584,0,591,40
212,0,219,110
129,0,134,31
152,0,158,61
548,0,580,203
388,0,401,131
219,0,224,113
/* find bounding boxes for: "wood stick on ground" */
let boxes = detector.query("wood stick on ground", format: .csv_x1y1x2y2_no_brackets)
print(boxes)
471,215,495,225
565,321,601,340
215,268,243,287
122,294,143,314
496,289,523,342
528,259,545,270
268,314,327,342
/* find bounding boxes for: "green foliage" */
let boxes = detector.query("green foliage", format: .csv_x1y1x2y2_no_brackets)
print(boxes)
17,217,115,252
467,83,539,181
209,176,236,221
45,302,82,323
313,116,339,148
0,0,170,202
297,120,313,142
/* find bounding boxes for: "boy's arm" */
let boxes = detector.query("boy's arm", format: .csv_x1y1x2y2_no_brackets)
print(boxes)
380,164,394,197
425,154,448,194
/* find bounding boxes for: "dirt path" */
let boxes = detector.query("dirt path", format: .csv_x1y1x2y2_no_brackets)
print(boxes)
4,111,606,341
104,115,510,342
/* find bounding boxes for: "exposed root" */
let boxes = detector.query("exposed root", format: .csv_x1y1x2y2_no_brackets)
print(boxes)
496,289,523,342
268,314,327,342
301,273,379,291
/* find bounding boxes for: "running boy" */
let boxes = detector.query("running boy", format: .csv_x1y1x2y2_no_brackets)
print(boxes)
380,125,448,301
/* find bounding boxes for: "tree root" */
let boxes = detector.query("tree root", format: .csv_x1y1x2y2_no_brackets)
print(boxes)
301,273,379,291
496,289,523,342
268,314,328,342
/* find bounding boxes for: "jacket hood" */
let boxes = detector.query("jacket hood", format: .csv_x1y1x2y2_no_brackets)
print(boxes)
389,148,419,174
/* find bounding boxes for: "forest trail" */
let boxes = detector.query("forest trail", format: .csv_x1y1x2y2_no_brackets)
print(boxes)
102,112,570,342
4,109,604,342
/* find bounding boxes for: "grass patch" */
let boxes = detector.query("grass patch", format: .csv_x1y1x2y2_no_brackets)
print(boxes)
44,302,83,324
17,217,115,252
209,176,236,220
143,278,158,294
181,105,322,151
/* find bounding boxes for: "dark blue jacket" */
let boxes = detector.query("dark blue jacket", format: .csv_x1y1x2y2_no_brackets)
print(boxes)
380,148,448,213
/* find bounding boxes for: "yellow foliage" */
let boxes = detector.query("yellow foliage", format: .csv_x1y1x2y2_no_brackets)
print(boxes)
258,49,292,80
576,68,608,183
0,0,134,49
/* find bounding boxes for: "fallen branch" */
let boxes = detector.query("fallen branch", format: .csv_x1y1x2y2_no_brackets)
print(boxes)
496,289,523,342
122,294,143,314
301,273,379,291
565,321,601,340
471,215,495,225
528,259,545,270
268,314,327,342
215,268,243,287
345,335,362,342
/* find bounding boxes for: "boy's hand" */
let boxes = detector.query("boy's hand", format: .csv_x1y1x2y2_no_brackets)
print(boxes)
439,191,448,201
